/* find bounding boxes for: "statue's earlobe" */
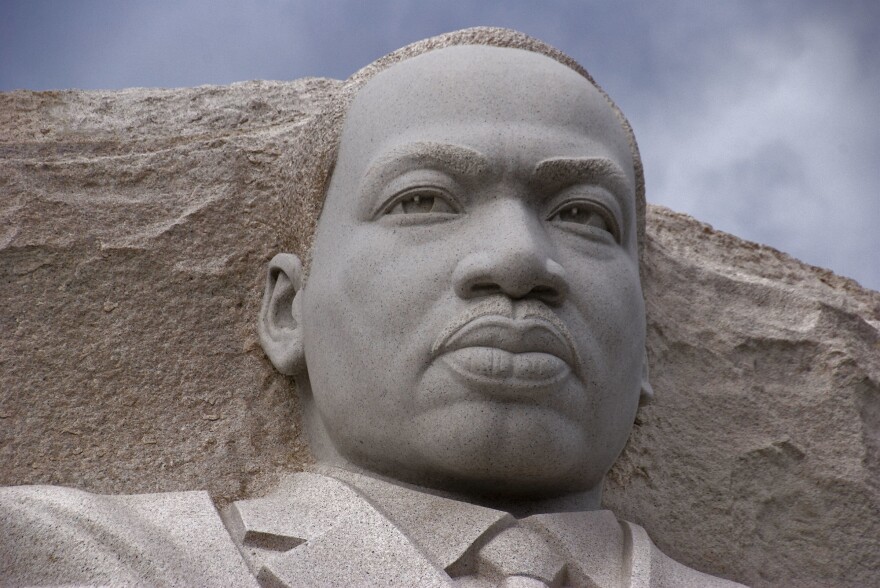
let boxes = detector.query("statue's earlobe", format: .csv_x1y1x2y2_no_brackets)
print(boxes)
258,253,306,375
640,349,654,405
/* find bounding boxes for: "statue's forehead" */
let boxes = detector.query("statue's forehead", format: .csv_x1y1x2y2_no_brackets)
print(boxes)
359,45,585,89
349,45,607,123
338,46,632,175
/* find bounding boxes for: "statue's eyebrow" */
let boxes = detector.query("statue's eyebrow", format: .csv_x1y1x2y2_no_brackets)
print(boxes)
362,142,490,187
531,157,632,196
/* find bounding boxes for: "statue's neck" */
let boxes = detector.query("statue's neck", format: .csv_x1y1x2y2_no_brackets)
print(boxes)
312,459,604,518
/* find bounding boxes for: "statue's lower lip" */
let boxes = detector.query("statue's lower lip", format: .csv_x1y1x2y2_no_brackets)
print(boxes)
438,346,571,396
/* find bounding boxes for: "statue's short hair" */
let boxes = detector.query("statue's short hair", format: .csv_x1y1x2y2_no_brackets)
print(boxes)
283,27,646,273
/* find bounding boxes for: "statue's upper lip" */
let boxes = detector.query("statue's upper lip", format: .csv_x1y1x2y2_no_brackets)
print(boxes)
435,316,576,366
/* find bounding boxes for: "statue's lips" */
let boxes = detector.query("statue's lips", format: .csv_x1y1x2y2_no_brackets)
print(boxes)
432,316,577,394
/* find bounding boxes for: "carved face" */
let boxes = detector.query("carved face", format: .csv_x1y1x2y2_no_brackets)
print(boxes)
298,46,646,498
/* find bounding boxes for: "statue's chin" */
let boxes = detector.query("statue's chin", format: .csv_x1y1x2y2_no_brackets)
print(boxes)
400,402,605,500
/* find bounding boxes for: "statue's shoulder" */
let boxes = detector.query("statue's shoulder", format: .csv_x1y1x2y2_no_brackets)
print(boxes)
0,484,257,587
622,520,747,588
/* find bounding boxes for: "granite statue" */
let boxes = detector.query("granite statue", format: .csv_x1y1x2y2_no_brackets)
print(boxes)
1,28,747,587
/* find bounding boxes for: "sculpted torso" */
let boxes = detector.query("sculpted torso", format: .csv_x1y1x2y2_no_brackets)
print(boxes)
0,31,746,587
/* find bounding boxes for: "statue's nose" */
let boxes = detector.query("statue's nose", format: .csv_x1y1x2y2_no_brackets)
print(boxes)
452,201,569,306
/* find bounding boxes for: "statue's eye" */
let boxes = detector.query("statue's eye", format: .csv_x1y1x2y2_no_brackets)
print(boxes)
548,201,618,240
385,188,457,215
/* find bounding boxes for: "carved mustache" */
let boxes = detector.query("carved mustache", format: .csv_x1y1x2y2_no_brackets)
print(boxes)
431,296,582,369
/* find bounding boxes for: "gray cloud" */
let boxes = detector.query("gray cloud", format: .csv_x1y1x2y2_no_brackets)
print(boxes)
624,1,880,289
2,0,877,289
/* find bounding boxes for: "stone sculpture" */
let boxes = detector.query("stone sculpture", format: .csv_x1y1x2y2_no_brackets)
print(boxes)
1,28,748,586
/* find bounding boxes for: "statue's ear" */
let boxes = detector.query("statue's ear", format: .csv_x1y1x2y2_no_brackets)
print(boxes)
640,349,654,405
258,253,306,376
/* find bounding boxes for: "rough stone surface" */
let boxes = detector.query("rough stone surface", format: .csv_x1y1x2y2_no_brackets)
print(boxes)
2,79,878,588
607,206,880,588
0,80,334,503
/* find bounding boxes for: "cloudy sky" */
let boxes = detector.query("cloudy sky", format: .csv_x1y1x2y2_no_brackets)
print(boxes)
3,0,878,290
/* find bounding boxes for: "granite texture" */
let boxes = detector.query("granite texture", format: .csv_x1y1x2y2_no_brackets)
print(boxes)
1,485,258,586
0,79,332,502
1,64,878,588
607,206,880,587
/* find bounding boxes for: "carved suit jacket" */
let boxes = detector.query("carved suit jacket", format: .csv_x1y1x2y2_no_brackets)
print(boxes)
1,467,746,587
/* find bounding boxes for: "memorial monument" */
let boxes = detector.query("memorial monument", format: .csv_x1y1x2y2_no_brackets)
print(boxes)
2,27,878,587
